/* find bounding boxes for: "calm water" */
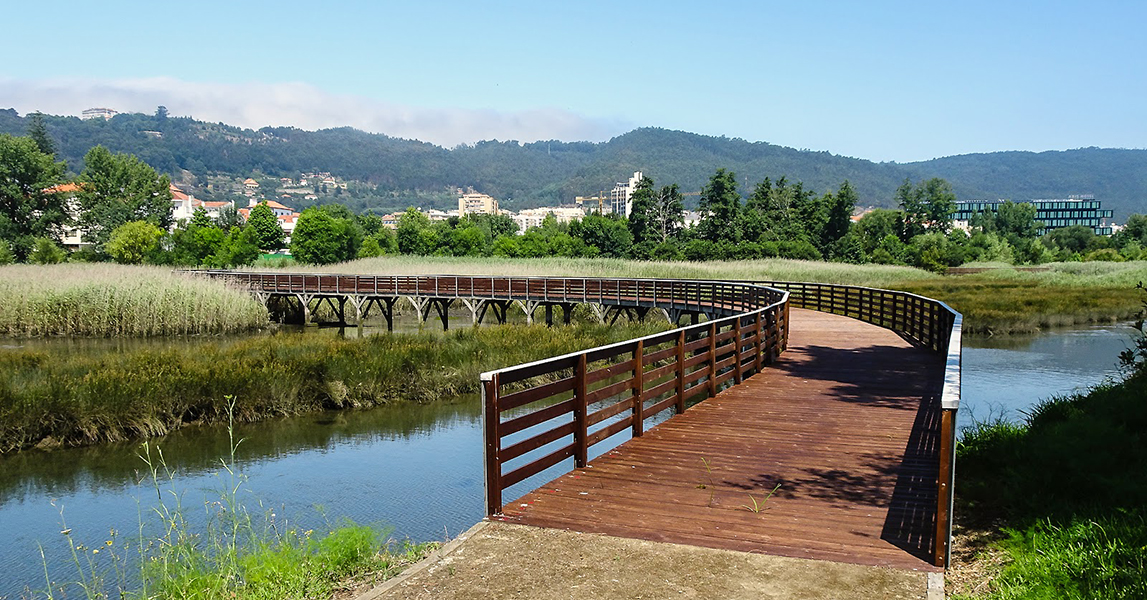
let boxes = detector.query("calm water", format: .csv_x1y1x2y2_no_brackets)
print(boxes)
0,320,1133,597
959,322,1128,427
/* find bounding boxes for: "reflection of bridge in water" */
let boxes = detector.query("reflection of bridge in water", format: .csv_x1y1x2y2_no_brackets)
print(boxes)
196,271,961,570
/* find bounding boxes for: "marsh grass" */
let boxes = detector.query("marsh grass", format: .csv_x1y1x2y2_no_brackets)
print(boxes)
0,322,665,453
266,256,1147,333
954,369,1147,599
41,406,434,600
0,264,268,337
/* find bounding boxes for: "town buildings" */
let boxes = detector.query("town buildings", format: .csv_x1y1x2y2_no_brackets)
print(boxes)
610,171,643,217
80,107,118,120
953,195,1114,235
458,192,499,216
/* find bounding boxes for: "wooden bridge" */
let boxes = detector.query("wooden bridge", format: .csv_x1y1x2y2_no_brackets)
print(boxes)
197,272,960,570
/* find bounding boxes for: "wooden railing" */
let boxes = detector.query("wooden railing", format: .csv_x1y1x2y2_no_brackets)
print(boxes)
479,280,789,515
193,270,960,568
756,281,961,568
189,271,769,317
482,278,961,569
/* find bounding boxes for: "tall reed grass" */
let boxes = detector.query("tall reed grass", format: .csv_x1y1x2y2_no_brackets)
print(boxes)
0,322,664,452
0,264,268,336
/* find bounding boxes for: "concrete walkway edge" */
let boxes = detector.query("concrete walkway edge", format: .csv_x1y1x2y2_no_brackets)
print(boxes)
353,521,491,600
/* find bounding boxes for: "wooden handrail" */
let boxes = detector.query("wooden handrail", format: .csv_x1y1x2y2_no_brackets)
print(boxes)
188,270,960,569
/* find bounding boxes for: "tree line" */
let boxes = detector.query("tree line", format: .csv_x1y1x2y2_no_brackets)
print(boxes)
3,121,1145,270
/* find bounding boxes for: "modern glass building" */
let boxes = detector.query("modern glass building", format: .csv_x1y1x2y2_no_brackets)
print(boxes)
954,195,1113,235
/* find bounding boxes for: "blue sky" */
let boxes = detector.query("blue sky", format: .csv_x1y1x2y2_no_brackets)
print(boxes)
2,0,1143,162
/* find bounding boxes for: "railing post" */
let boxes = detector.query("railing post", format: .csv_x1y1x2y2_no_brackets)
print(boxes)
574,353,588,467
482,374,502,517
632,340,644,437
935,407,956,567
754,311,763,374
708,322,718,398
675,329,686,413
733,316,743,384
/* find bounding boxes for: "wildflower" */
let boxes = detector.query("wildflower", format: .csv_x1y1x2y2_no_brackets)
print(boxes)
60,528,72,535
93,549,99,554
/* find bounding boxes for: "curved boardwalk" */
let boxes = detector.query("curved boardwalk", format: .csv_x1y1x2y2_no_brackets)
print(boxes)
494,308,944,572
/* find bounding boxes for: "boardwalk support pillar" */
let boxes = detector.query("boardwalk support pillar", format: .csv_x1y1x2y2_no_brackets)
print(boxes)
295,293,315,326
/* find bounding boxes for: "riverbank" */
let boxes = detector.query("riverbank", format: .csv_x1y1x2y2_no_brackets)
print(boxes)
949,368,1147,598
0,322,664,453
273,256,1147,334
0,264,268,336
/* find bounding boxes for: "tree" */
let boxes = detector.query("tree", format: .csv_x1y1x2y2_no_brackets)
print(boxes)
696,169,741,243
155,105,169,121
853,209,903,255
569,213,632,258
291,207,357,265
822,181,856,249
209,226,260,267
215,204,242,231
26,112,57,157
897,178,956,237
0,134,68,260
106,221,164,264
396,208,433,255
28,237,66,264
76,146,172,252
630,176,685,246
627,176,656,244
247,202,285,251
993,201,1041,240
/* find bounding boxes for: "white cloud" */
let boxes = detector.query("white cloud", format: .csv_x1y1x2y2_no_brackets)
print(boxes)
0,77,627,146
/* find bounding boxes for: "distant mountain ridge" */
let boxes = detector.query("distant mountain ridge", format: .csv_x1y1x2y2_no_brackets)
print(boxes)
1,108,1143,219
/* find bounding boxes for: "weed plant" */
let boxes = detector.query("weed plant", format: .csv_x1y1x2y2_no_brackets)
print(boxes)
0,264,268,336
0,322,664,452
40,402,433,600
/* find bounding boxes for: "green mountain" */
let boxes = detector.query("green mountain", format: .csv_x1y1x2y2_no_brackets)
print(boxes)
2,108,1142,219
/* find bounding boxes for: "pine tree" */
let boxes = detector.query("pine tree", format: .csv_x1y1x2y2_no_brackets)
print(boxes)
696,169,741,243
26,112,56,157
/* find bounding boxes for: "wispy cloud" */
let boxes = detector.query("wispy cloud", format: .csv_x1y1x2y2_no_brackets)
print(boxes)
1,77,628,147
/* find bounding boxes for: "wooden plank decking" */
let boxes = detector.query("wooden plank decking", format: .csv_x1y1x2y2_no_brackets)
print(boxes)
494,308,945,572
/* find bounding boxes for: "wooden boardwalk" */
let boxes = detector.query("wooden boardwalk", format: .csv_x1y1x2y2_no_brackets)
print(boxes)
494,308,945,572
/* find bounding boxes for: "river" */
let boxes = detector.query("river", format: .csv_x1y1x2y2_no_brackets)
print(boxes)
0,320,1131,598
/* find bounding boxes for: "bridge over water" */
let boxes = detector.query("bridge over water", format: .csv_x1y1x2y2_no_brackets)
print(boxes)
197,271,960,570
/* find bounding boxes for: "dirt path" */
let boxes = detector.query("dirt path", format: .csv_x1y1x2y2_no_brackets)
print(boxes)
357,522,937,600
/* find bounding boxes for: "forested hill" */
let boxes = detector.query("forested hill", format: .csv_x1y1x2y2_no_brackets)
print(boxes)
2,108,1143,218
899,149,1147,218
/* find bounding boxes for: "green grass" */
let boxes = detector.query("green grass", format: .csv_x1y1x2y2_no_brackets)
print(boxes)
0,264,269,336
954,369,1147,599
0,321,666,453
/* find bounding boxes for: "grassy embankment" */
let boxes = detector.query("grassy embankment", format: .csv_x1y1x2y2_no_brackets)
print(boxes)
44,416,436,600
0,321,665,453
951,368,1147,599
0,264,268,336
278,255,1147,334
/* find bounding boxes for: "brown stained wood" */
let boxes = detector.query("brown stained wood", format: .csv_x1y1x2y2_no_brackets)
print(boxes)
499,308,945,573
499,376,576,412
